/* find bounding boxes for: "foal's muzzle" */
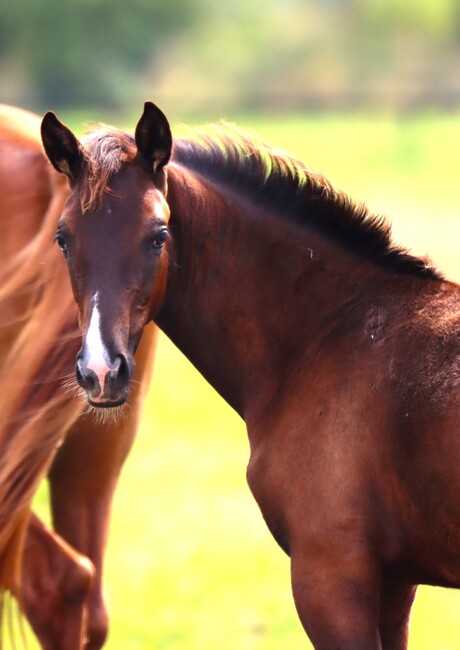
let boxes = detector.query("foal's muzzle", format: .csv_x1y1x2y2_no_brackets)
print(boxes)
76,353,131,407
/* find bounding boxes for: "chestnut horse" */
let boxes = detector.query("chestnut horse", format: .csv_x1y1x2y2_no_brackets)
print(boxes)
0,104,156,649
41,102,460,650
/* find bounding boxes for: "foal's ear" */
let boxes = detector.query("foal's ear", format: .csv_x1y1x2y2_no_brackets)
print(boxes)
41,112,83,183
135,101,172,175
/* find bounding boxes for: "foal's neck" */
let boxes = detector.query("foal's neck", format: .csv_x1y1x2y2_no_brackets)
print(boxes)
158,165,391,418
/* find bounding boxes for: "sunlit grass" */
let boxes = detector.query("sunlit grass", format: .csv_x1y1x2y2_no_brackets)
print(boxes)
20,111,460,648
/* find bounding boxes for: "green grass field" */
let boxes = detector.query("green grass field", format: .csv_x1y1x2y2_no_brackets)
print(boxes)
21,111,460,648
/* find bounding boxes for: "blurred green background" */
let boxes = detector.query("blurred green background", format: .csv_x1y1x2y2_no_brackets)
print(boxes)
3,0,460,118
3,1,460,648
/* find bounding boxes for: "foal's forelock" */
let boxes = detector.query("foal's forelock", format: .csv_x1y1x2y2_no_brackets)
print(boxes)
79,129,137,212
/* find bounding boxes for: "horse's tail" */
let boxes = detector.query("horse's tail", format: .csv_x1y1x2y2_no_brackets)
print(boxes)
0,169,85,597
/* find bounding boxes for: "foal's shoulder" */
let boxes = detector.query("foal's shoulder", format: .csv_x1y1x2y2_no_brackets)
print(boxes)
407,281,460,402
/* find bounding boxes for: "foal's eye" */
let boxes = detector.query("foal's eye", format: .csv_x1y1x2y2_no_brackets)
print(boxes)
54,234,68,257
151,229,168,251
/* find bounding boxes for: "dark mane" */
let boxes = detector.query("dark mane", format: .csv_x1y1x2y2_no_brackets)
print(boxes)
173,125,441,279
80,123,441,279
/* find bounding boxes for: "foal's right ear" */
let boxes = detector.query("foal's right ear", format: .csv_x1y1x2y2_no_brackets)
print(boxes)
41,112,83,183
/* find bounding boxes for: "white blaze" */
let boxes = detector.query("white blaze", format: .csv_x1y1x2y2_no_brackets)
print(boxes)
85,292,110,389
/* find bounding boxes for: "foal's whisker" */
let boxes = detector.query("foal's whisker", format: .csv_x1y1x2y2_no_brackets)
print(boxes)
83,401,130,427
61,373,82,397
129,378,143,388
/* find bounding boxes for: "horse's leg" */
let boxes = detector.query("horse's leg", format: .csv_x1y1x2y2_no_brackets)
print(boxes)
47,324,157,650
20,513,94,650
378,584,417,650
48,422,120,650
290,547,382,649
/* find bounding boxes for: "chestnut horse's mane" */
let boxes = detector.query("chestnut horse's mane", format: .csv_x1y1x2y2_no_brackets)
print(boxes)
80,123,441,279
0,153,83,597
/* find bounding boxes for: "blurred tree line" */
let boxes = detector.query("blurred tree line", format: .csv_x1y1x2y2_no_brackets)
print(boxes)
0,0,203,109
2,0,460,115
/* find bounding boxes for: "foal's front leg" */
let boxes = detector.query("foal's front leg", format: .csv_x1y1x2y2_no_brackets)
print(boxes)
290,544,382,649
379,584,417,650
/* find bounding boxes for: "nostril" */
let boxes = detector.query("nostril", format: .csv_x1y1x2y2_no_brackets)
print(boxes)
75,359,85,386
113,354,130,389
75,358,100,395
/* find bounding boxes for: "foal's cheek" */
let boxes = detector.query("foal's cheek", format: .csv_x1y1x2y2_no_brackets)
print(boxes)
129,287,153,331
67,271,82,311
127,316,150,358
136,253,168,320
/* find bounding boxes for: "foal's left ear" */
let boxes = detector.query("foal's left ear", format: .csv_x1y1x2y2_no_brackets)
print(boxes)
135,101,172,175
41,112,84,183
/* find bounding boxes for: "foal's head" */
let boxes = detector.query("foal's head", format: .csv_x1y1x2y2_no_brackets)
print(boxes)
41,103,172,407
